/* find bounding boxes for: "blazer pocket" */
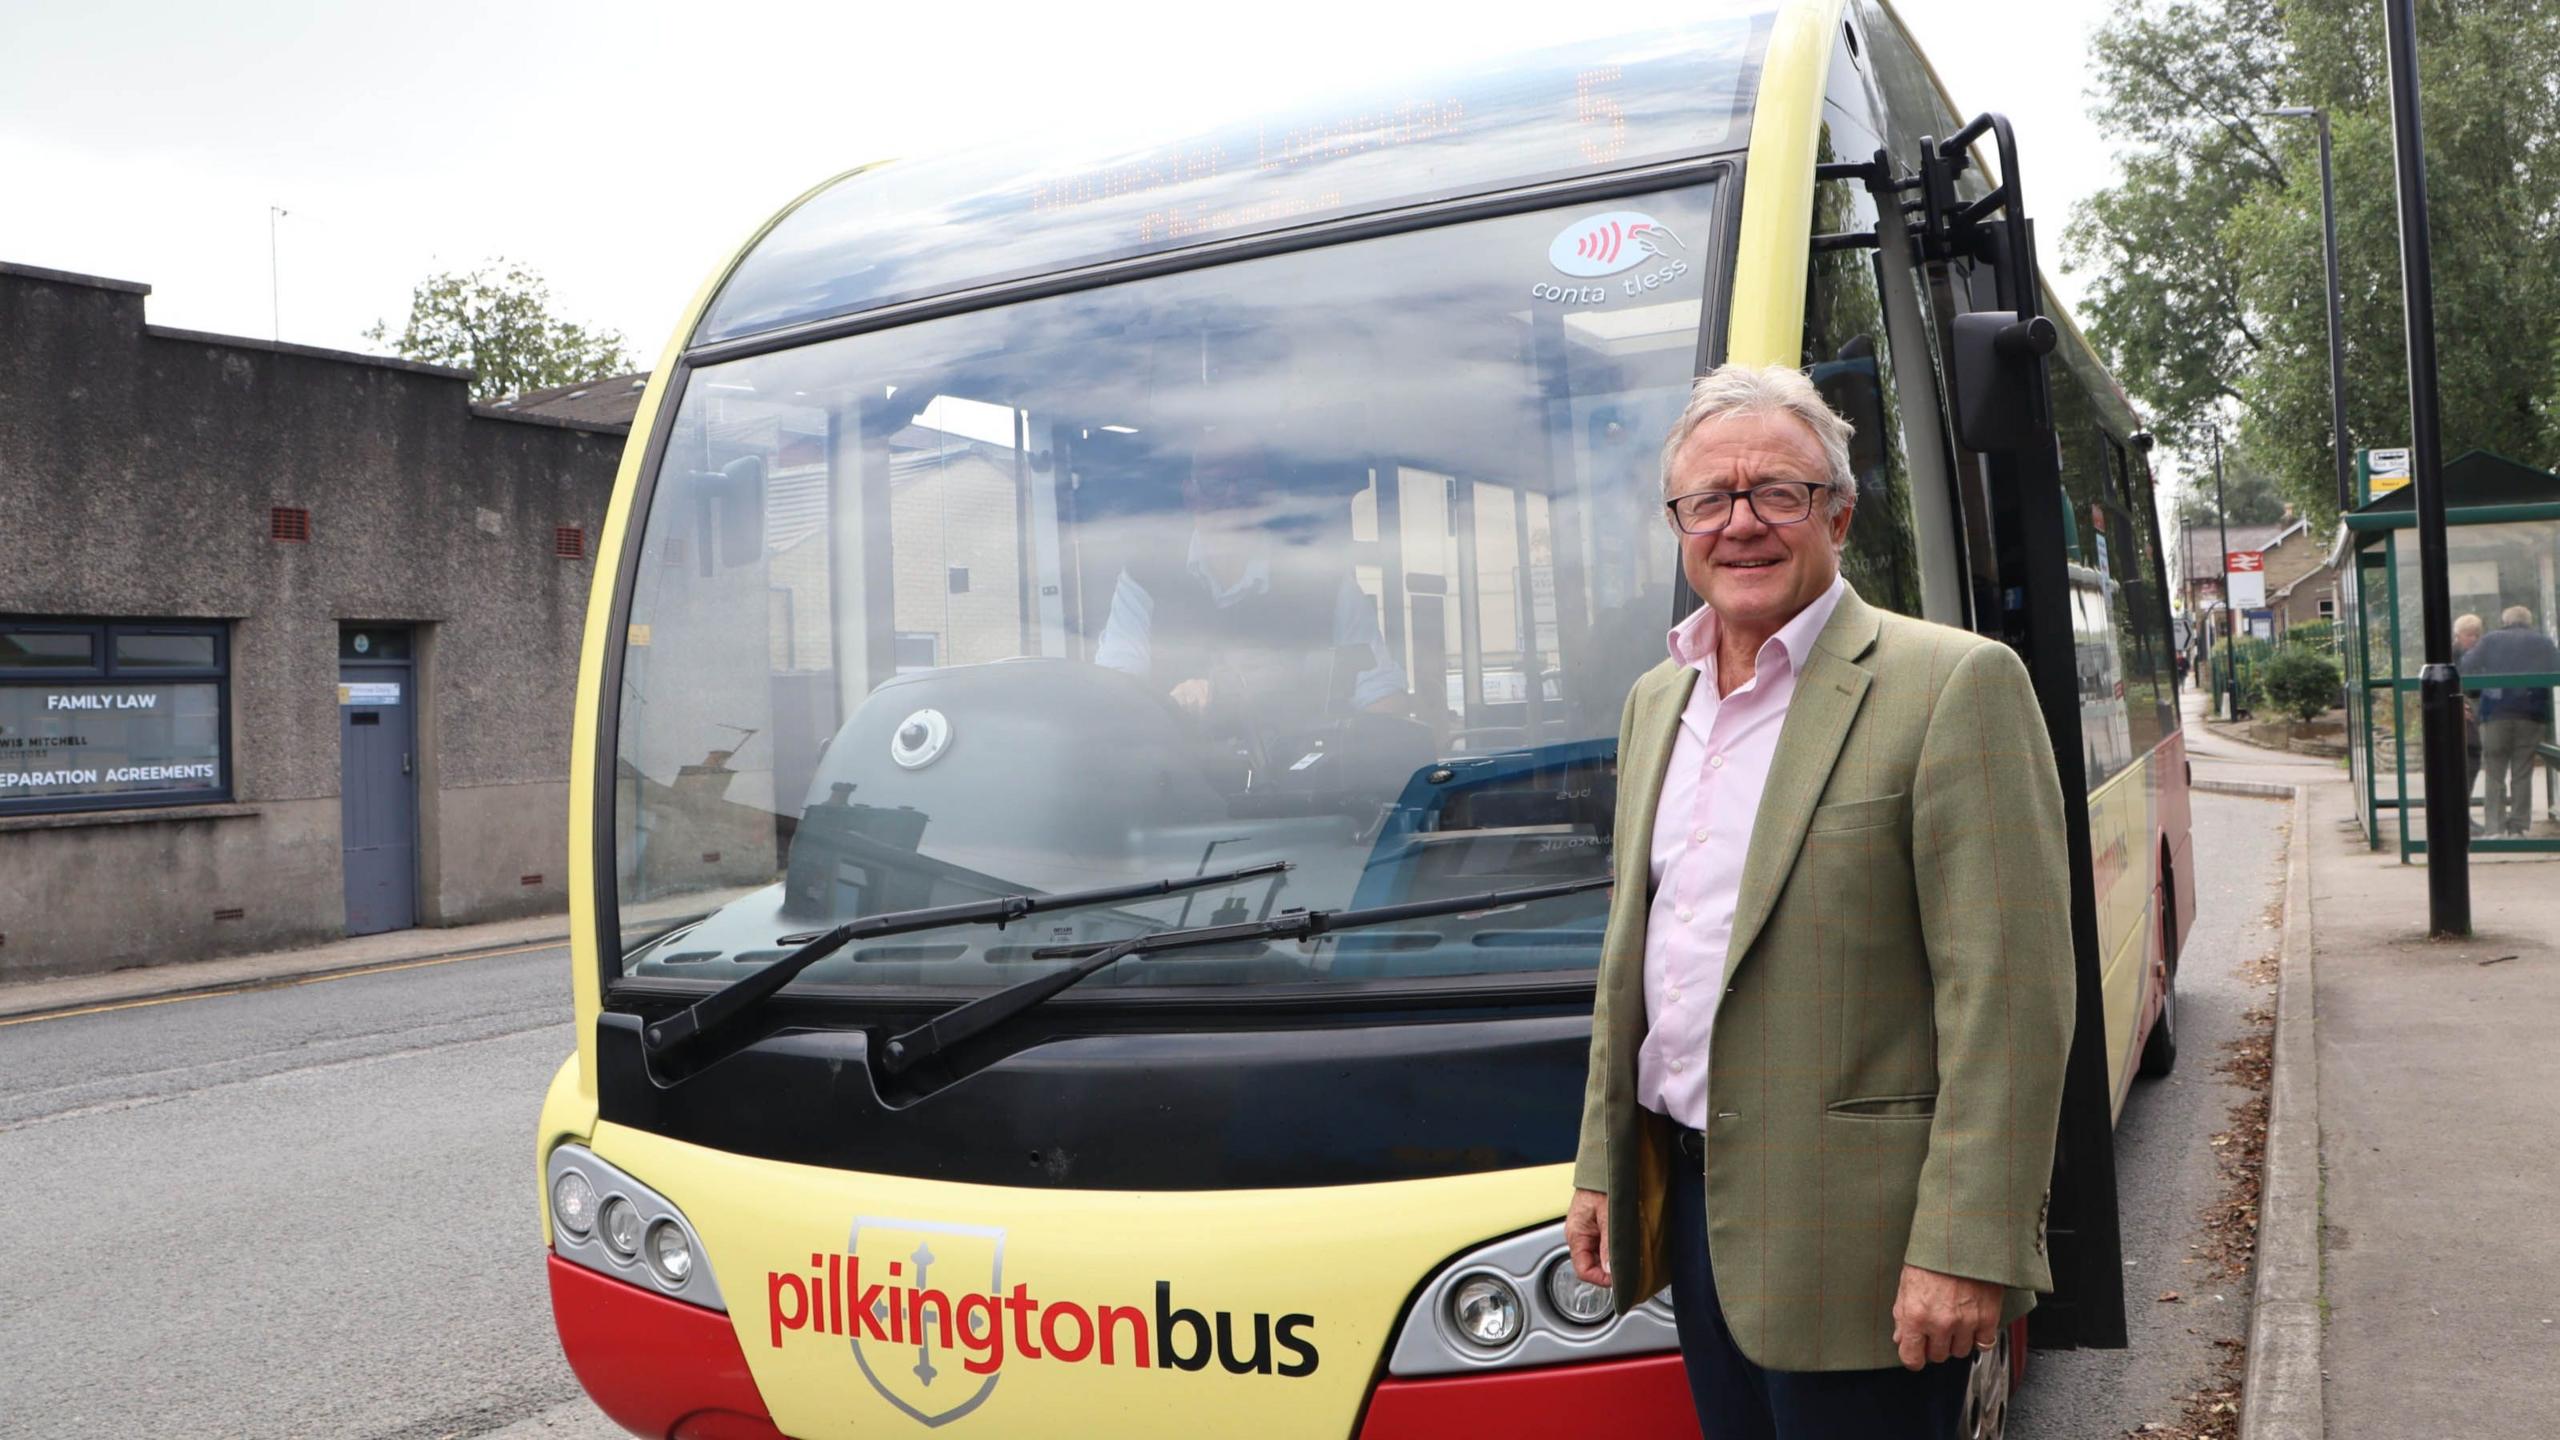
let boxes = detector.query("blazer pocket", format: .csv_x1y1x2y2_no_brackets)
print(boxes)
1826,1093,1937,1119
1807,792,1908,834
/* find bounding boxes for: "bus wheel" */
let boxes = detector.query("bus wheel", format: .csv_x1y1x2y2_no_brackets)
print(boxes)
2139,877,2180,1078
1961,1322,2010,1439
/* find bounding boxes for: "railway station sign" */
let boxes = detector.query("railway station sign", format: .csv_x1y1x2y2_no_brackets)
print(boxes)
2225,550,2267,609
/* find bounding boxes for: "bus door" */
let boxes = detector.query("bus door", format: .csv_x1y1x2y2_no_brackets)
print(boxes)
1825,119,2131,1349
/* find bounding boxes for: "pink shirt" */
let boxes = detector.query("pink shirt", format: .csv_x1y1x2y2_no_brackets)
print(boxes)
1637,576,1848,1130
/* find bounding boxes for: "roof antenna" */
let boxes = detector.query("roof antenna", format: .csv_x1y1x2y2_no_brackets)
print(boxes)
268,205,289,341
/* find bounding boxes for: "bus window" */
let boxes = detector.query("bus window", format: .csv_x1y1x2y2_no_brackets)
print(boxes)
613,182,1726,988
2044,327,2136,786
2101,437,2174,757
1804,123,1926,618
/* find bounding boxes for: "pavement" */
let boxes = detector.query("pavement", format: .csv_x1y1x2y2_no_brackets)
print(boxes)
0,908,579,1024
0,887,734,1025
2190,695,2560,1440
2289,748,2560,1437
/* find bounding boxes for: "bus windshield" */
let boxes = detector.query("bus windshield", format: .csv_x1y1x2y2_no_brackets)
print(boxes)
614,181,1722,994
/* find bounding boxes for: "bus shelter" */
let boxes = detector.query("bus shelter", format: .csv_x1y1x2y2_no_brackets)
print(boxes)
2337,451,2560,857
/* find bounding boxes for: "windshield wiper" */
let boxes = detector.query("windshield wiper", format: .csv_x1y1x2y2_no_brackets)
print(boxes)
642,861,1290,1066
877,874,1613,1078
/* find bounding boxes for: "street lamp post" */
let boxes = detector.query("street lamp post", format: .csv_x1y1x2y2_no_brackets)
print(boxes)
2381,0,2470,934
2214,428,2238,721
2264,106,2355,515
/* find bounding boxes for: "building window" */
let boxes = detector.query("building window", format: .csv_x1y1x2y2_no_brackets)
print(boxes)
893,631,940,674
0,619,230,815
2317,597,2337,619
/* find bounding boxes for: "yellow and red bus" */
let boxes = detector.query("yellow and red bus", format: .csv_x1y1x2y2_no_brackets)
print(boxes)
536,4,2191,1436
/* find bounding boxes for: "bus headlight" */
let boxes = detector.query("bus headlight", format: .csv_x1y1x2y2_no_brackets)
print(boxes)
546,1145,727,1312
1382,1221,1676,1377
1448,1273,1524,1348
599,1196,643,1258
1543,1257,1615,1325
645,1219,696,1287
551,1170,598,1239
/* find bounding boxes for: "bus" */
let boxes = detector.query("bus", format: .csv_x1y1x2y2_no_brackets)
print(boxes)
535,3,2191,1436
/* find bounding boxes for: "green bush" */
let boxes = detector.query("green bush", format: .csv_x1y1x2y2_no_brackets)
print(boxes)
2261,644,2344,723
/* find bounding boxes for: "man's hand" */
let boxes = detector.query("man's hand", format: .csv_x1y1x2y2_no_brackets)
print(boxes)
1170,677,1213,715
1565,1188,1611,1287
1890,1264,2003,1371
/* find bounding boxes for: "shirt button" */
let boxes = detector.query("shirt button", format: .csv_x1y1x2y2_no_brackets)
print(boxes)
1692,828,1707,844
1709,755,1725,769
1676,906,1693,923
1670,1058,1685,1073
1668,988,1682,1004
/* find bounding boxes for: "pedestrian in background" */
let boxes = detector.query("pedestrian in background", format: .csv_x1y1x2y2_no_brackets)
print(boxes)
1564,365,2074,1439
2455,614,2484,834
2460,605,2560,837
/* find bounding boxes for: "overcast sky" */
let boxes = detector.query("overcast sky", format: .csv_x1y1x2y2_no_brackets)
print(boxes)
2,1,2123,345
7,0,2172,499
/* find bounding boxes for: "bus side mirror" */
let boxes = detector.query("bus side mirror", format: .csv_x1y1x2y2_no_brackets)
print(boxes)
1949,310,2056,453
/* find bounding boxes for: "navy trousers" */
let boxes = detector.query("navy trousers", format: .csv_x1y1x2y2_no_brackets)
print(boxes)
1666,1158,1972,1440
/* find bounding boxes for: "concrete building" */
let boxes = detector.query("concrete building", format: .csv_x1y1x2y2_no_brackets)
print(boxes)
0,261,640,981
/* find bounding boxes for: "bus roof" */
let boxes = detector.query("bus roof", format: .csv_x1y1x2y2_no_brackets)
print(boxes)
693,6,1777,351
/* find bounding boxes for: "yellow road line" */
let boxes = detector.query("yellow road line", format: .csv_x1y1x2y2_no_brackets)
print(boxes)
0,939,567,1028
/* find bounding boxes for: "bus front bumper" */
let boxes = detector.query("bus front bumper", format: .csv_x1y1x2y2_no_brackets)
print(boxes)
554,1245,1698,1440
550,1253,781,1440
1357,1353,1697,1439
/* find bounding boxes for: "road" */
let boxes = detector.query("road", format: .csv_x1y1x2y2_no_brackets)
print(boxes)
2,794,2294,1440
0,947,619,1439
2009,788,2292,1437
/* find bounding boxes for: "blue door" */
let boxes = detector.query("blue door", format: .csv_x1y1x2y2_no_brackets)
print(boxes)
339,634,418,935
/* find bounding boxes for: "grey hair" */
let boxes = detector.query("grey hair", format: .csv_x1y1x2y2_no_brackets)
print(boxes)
2456,612,2484,638
1658,364,1857,510
2504,604,2534,628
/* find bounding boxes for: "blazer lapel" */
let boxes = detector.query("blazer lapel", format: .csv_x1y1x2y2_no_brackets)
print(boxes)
1724,592,1880,974
1615,659,1698,897
1605,659,1696,1047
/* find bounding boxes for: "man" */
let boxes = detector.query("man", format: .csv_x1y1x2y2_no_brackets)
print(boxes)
1092,438,1405,734
2455,614,2485,834
2460,605,2560,837
1564,365,2074,1438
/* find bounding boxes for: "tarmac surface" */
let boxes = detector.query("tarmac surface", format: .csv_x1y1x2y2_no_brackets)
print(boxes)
7,697,2549,1439
2007,788,2288,1437
0,945,617,1439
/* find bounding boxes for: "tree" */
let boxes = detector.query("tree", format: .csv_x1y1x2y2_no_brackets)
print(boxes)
2069,0,2560,530
367,261,632,404
2063,0,2289,454
2169,438,2291,530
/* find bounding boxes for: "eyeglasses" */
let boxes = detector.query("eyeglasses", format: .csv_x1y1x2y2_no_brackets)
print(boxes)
1663,480,1825,535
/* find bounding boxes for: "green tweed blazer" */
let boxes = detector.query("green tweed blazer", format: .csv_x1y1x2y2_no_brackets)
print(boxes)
1572,588,2074,1372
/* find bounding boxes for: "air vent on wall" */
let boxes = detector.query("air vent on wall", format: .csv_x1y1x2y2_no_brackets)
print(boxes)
554,526,586,560
270,507,312,543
